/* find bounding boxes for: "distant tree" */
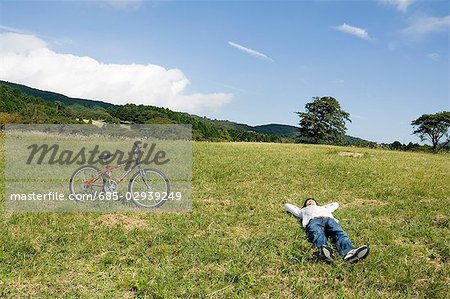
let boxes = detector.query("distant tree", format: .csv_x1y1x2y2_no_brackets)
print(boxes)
55,100,63,112
404,142,423,152
296,96,351,144
390,141,403,150
105,115,121,124
20,104,49,124
411,111,450,152
0,112,19,130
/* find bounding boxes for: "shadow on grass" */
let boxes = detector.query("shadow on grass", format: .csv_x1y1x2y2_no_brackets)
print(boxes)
286,244,330,264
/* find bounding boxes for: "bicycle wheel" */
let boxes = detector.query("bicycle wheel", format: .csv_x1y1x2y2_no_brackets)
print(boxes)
128,169,170,208
69,165,105,200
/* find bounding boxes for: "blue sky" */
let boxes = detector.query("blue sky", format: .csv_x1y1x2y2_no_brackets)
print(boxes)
0,0,449,143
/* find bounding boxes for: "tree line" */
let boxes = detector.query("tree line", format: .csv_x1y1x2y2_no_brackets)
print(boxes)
1,83,448,151
296,96,449,153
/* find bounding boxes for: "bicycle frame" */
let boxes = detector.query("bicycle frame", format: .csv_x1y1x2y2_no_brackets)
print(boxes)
84,159,142,187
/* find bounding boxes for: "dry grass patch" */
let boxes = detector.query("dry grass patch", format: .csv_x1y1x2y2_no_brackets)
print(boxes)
3,280,47,298
337,152,363,157
225,224,254,240
95,214,147,231
433,213,450,228
426,257,445,269
185,263,228,278
342,198,387,208
201,198,232,207
414,278,429,291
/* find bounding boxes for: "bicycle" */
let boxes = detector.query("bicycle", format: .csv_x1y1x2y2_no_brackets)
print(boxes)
69,142,170,209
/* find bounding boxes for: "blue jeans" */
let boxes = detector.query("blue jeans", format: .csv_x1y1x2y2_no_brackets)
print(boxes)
305,218,353,256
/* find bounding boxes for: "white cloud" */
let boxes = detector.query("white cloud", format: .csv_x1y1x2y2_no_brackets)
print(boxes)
381,0,414,13
228,41,274,62
402,15,450,36
333,23,372,40
427,53,440,61
0,32,233,114
0,32,47,53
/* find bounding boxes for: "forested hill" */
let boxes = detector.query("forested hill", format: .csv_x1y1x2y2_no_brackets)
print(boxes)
0,82,283,142
195,118,298,138
0,80,297,140
1,80,115,109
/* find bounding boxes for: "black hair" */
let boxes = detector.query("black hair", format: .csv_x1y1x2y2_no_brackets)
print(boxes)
302,197,318,208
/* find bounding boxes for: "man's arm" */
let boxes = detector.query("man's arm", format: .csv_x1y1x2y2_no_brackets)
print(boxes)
284,203,303,218
323,202,339,212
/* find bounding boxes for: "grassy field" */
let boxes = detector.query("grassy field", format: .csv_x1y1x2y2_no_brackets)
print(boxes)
0,139,449,298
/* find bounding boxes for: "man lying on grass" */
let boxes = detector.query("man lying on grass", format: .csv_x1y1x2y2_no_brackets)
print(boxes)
285,198,370,263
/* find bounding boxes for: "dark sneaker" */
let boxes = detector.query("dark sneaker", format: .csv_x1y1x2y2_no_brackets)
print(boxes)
320,245,334,263
344,245,370,263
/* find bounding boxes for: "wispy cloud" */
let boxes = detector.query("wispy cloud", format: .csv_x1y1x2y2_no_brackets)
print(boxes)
0,25,74,47
210,81,260,96
402,15,450,37
228,41,274,62
0,25,32,35
214,83,250,94
333,23,372,40
427,53,440,61
381,0,414,13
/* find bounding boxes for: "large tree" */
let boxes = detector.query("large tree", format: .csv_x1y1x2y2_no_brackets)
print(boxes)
411,111,450,152
296,96,351,144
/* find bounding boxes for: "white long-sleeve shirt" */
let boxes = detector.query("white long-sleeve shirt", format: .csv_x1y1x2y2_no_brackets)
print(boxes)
284,202,339,227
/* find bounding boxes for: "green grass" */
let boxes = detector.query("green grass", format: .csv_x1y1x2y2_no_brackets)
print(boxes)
1,140,449,298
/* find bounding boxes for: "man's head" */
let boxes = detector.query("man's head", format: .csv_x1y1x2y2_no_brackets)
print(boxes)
303,197,318,208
